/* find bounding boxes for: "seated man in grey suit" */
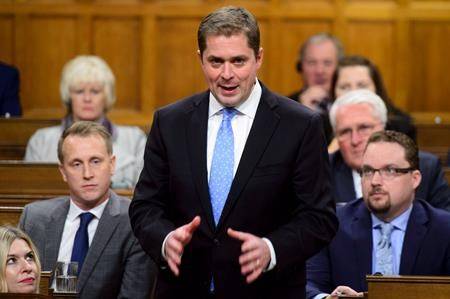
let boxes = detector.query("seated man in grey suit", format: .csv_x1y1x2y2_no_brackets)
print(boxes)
307,130,450,299
19,121,154,299
329,89,450,210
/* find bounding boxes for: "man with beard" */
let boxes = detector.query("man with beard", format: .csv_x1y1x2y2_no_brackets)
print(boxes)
306,130,450,299
329,89,450,211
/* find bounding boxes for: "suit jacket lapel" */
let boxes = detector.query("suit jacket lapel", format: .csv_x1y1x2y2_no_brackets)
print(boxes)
45,198,69,271
352,202,372,290
399,201,428,274
186,92,216,232
77,192,120,292
217,86,280,230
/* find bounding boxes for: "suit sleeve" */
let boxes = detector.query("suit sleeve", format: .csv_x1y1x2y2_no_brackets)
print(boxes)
306,247,334,299
129,110,176,266
266,113,338,271
423,154,450,211
18,205,29,231
117,236,156,299
0,66,21,116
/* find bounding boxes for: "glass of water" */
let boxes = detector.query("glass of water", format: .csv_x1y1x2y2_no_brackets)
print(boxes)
54,261,78,293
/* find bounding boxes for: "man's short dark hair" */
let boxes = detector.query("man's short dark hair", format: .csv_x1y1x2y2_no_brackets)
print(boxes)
366,130,419,170
57,121,113,163
197,6,260,57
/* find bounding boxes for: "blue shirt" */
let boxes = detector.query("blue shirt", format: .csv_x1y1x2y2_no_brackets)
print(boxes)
371,205,413,274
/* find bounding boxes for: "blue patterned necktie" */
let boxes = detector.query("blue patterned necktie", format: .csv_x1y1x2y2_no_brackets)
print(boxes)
375,222,394,275
209,107,237,225
71,212,95,273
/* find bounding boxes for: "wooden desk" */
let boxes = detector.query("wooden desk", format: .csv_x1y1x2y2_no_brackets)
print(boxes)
0,206,23,226
367,275,450,299
0,271,76,298
417,123,450,165
0,161,67,194
417,123,450,148
0,118,59,160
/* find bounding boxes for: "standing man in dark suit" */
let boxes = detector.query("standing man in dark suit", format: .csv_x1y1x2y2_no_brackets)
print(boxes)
0,62,21,117
19,121,154,299
329,89,450,210
130,6,337,299
307,130,450,299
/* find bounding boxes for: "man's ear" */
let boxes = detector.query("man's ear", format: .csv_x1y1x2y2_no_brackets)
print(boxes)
197,49,203,63
110,155,116,176
412,169,422,190
256,47,264,68
58,164,68,183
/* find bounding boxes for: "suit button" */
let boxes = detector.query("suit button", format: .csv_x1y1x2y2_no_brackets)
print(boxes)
213,238,220,246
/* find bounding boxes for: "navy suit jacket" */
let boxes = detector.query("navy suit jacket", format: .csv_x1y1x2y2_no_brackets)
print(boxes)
306,199,450,299
0,62,21,116
130,83,338,299
330,150,450,211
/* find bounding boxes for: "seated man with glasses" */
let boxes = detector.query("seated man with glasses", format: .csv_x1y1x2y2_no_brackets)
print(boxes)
306,130,450,299
329,89,450,210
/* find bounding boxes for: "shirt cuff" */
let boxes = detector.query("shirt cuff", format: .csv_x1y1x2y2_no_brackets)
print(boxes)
313,294,330,299
161,231,174,260
262,237,276,271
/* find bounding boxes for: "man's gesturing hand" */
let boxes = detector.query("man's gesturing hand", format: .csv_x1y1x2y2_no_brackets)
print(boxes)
227,228,271,284
164,216,201,276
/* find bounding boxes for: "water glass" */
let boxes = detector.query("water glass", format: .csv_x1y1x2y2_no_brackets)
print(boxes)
54,261,78,293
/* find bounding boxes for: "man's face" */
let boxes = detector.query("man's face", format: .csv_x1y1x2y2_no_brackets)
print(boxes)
59,134,115,210
301,40,338,92
199,33,263,107
362,141,421,220
335,103,384,170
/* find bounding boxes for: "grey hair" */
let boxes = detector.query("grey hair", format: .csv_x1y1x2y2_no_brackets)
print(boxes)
60,55,116,111
329,89,388,132
299,32,344,62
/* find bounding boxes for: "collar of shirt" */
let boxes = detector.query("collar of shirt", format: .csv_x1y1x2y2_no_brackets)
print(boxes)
67,198,109,222
208,79,261,119
371,204,413,232
352,169,362,199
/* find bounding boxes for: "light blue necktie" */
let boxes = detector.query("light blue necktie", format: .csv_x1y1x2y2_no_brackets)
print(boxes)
375,222,394,275
209,107,237,225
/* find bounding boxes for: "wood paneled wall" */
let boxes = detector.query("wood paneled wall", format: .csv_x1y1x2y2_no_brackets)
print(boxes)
1,0,450,127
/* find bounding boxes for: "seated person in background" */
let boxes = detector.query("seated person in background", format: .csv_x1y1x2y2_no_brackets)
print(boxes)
0,62,21,117
0,226,41,294
331,55,416,141
307,130,450,299
329,89,450,210
25,55,146,188
20,121,155,299
287,33,344,144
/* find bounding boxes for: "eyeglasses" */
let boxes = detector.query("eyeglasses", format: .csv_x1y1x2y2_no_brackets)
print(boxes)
359,166,415,180
336,124,378,141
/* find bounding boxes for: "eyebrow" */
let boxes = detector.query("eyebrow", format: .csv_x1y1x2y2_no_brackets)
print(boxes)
7,251,33,258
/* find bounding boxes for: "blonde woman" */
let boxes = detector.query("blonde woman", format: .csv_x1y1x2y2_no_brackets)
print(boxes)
0,226,41,293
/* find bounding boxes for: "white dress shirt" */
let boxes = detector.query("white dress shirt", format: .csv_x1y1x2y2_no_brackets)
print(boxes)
163,81,277,271
56,198,109,263
352,169,363,199
206,81,261,177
